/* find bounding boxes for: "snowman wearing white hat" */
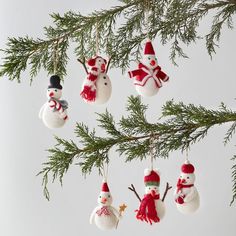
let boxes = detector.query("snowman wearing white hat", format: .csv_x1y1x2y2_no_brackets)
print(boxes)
174,160,200,214
128,39,169,97
90,181,120,230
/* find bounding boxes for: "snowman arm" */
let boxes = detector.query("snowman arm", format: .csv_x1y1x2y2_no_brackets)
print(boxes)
128,69,142,78
77,58,88,74
110,206,120,219
89,207,99,224
184,187,196,203
39,103,46,119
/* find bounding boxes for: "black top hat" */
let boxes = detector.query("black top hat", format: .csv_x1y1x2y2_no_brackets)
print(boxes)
48,75,63,89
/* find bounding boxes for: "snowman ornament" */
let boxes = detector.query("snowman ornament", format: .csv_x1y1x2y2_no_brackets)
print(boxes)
80,56,112,105
90,181,120,230
135,169,166,225
128,40,169,97
174,160,200,214
39,75,68,129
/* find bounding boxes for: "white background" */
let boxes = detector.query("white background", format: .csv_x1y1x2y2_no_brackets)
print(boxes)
0,1,236,235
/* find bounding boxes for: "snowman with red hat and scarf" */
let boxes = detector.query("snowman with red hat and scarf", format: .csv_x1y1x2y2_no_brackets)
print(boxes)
174,160,200,214
80,56,112,105
39,75,68,129
90,180,120,230
128,39,169,97
135,168,166,225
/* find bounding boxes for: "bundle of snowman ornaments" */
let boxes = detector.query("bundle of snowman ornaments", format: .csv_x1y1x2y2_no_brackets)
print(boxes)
39,39,169,129
89,160,200,231
38,40,200,230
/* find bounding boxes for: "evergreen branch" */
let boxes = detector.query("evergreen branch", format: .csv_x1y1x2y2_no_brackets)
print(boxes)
1,0,236,81
40,96,236,201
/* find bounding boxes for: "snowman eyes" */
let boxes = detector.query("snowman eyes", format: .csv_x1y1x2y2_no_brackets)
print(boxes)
99,196,101,198
54,89,57,92
148,57,151,60
108,195,110,198
187,177,190,179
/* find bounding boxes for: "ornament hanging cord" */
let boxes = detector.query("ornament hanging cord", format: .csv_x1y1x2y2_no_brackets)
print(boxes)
101,159,109,182
53,39,60,75
144,0,151,39
95,20,99,56
149,134,157,170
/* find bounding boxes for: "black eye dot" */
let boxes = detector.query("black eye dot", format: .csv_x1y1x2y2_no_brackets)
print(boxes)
103,76,106,79
54,89,57,92
99,59,101,62
187,177,190,179
148,57,151,60
149,187,151,190
108,195,110,198
99,196,101,198
104,83,107,85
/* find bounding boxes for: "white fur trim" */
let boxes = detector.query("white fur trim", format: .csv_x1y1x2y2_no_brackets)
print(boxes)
144,168,151,176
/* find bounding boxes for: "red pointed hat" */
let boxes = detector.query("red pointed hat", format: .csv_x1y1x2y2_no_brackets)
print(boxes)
144,169,160,186
101,181,110,192
144,39,155,55
181,160,195,174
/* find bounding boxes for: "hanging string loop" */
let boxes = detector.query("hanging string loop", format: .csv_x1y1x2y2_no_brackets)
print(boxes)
53,39,60,75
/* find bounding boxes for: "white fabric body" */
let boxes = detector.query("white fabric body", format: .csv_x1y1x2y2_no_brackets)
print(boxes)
82,73,112,105
135,55,160,97
93,206,118,230
39,102,66,129
89,190,119,230
176,186,200,214
135,77,160,97
174,172,200,214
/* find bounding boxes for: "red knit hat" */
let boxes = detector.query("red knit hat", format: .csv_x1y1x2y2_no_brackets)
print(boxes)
144,40,155,55
144,169,160,186
101,181,110,192
181,160,195,174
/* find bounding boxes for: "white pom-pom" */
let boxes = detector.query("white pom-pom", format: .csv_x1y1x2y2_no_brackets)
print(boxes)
144,168,151,176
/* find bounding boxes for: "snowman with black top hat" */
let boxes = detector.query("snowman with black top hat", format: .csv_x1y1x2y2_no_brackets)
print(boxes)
39,75,68,129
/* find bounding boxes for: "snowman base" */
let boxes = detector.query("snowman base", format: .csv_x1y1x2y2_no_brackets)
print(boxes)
94,213,118,230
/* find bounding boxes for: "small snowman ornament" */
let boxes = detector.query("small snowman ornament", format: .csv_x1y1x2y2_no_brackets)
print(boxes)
174,160,200,214
136,169,166,225
39,75,68,129
80,56,112,105
128,40,169,97
90,181,120,230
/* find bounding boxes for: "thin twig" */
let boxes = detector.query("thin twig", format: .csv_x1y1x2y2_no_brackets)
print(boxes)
77,58,88,74
161,182,172,202
105,56,113,73
128,184,141,202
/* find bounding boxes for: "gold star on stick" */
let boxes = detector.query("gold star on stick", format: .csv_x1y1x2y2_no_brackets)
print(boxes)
116,203,127,229
119,204,127,213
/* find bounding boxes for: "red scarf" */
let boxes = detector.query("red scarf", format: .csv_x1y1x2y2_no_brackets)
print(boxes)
136,193,160,225
176,179,194,193
96,206,110,216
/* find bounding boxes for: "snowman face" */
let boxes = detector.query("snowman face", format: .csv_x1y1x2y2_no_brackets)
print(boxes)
145,185,159,196
142,54,158,69
95,57,106,72
179,173,195,185
47,88,62,100
97,192,113,206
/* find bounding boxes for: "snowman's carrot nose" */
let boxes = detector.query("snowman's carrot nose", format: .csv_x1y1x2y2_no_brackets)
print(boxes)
150,60,156,66
49,92,54,97
101,197,107,203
